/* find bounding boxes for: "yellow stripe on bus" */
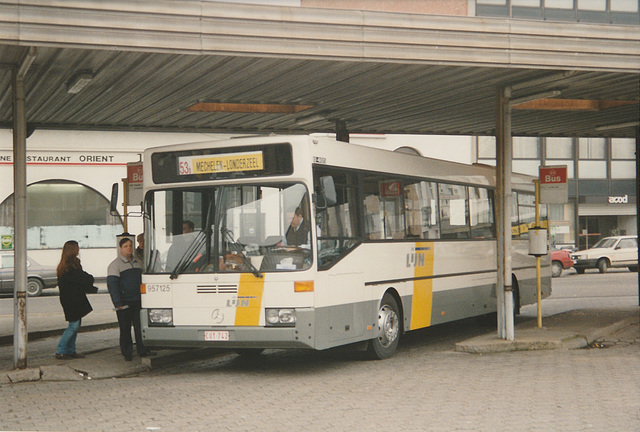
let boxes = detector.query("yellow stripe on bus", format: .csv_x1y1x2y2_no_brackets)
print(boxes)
410,242,434,330
234,273,265,326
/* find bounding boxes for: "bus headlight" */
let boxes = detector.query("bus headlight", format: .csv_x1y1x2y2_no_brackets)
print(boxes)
265,308,296,327
148,309,173,326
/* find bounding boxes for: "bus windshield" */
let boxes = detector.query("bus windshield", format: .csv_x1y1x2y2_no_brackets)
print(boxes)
144,182,312,276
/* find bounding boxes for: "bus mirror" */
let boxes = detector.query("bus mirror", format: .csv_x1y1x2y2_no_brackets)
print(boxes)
109,183,119,216
317,176,337,208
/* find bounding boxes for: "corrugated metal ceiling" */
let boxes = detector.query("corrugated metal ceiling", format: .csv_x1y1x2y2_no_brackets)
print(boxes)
0,1,638,138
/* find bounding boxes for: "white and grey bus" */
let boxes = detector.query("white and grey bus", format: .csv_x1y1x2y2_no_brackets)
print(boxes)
139,135,550,359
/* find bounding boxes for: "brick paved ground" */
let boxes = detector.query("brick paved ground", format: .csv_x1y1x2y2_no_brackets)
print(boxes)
2,322,638,432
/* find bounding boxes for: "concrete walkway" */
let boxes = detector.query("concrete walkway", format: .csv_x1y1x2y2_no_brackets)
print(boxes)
1,303,637,383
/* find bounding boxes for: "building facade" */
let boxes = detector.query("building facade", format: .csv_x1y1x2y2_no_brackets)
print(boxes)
477,136,637,249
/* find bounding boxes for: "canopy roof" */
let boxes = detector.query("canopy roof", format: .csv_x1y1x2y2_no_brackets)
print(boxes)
1,1,638,137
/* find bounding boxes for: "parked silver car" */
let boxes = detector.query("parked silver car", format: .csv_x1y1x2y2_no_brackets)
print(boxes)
570,236,638,274
0,254,58,297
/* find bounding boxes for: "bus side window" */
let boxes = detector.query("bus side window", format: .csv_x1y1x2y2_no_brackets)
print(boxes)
469,187,495,239
439,183,470,239
313,169,360,269
404,180,440,240
362,175,405,240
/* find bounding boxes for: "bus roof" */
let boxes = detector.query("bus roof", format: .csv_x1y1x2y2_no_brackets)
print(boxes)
144,134,536,192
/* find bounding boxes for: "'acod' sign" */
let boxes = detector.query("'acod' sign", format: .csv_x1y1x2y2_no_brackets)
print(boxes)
539,165,568,204
608,195,628,204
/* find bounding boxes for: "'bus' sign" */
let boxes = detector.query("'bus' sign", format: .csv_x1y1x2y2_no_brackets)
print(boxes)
127,161,144,206
539,165,568,204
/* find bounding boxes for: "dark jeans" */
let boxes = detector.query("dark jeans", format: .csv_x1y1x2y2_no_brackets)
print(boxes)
115,301,147,357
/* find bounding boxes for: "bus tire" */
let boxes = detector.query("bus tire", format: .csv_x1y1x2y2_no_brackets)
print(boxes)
366,293,400,360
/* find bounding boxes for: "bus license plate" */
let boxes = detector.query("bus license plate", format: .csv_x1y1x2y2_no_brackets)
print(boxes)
204,331,229,341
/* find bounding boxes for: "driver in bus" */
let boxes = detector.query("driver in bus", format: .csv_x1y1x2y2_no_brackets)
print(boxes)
285,207,311,248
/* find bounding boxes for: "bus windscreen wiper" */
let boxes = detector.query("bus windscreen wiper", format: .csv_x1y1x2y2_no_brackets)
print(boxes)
170,231,206,280
221,227,263,278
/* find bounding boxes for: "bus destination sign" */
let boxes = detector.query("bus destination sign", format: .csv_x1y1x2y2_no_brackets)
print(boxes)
178,151,264,175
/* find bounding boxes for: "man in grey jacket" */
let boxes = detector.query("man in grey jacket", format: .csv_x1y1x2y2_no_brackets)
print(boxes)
107,237,153,361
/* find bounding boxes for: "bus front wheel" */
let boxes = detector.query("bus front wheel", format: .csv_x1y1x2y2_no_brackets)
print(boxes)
366,293,400,360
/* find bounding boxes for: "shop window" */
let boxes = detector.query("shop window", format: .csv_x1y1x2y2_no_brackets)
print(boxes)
0,180,122,249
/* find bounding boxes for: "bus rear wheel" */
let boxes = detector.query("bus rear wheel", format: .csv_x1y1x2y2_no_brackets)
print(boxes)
366,293,400,360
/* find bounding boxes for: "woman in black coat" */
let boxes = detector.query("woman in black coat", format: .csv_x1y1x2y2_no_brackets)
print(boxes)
55,240,94,360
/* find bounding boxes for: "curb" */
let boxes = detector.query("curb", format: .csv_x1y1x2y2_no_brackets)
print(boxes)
581,316,638,346
0,322,119,347
454,314,639,354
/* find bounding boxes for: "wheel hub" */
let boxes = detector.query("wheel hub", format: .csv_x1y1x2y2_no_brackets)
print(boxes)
376,305,399,348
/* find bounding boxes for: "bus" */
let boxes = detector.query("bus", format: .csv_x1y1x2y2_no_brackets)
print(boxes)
138,135,551,359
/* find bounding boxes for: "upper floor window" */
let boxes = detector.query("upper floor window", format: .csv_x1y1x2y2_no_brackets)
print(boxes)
513,137,540,159
546,137,573,159
476,0,640,23
546,0,574,8
579,0,606,11
578,137,606,160
611,138,635,159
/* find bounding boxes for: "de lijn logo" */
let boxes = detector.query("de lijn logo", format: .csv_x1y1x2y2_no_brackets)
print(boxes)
406,246,431,268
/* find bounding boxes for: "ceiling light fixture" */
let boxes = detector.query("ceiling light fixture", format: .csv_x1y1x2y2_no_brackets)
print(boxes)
186,102,313,114
67,70,94,94
513,98,638,111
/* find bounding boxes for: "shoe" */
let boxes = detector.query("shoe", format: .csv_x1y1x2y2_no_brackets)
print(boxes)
124,355,133,361
55,353,73,360
70,352,85,358
139,351,156,357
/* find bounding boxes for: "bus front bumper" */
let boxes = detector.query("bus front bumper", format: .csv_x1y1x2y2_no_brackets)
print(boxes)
141,309,316,350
